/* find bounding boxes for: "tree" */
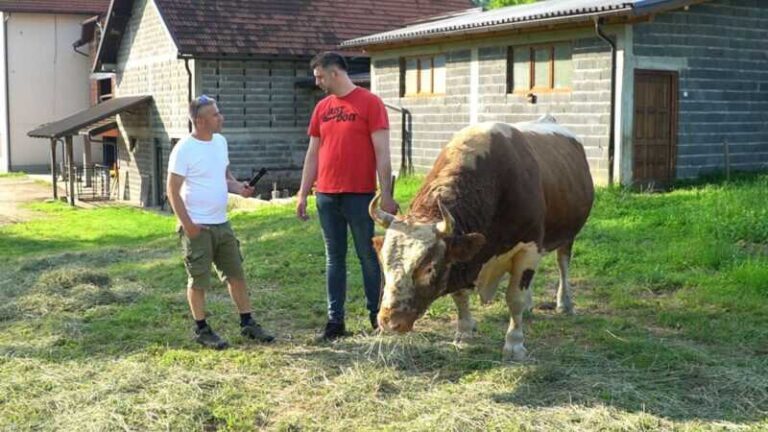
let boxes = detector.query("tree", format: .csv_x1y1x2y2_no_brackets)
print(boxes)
472,0,538,9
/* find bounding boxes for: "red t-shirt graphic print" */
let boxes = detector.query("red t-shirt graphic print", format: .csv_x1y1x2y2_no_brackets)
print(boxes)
308,87,389,194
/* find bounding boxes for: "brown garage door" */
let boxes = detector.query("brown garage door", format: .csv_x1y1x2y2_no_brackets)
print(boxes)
633,70,678,188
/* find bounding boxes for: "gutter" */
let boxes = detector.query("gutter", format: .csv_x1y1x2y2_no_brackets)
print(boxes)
184,57,192,132
595,17,617,186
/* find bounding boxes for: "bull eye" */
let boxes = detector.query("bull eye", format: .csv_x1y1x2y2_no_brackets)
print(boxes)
415,262,436,285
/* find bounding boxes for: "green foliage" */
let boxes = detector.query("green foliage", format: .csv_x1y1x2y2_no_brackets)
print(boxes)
0,171,26,178
474,0,538,9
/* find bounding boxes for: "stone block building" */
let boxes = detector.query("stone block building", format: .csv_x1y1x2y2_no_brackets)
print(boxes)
89,0,472,206
343,0,768,187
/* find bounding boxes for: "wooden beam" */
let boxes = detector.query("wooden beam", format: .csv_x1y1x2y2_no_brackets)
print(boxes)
50,138,58,200
83,135,93,188
65,136,75,206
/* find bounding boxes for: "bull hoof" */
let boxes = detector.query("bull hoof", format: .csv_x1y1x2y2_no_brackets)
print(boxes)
454,319,477,344
502,344,527,362
556,304,574,315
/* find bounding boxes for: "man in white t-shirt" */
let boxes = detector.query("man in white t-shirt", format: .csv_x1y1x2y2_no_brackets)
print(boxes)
167,94,274,349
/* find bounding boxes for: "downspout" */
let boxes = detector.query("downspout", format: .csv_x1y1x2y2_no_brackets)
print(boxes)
184,57,192,132
2,13,10,171
73,45,89,57
595,18,617,186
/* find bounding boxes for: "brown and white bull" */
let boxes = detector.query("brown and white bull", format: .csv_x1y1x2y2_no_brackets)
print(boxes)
369,118,594,361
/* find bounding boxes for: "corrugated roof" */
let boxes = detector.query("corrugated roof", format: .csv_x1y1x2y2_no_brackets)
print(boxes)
28,96,152,139
0,0,110,14
342,0,696,48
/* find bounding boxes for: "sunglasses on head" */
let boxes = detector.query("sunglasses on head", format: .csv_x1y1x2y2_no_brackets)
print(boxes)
197,94,214,104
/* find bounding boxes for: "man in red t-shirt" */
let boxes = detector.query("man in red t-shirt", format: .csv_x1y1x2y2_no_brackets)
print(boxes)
297,52,399,341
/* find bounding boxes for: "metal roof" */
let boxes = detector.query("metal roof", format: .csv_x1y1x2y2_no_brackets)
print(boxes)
342,0,696,48
28,96,152,139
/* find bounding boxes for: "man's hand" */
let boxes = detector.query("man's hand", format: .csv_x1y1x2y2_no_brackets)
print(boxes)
184,224,208,239
296,195,310,221
380,194,400,215
240,182,255,198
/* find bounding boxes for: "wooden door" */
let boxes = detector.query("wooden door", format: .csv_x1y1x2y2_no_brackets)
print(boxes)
633,70,678,188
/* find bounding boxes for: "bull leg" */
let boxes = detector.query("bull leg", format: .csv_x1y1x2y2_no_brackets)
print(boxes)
556,242,574,315
503,243,541,361
451,289,477,344
524,275,535,313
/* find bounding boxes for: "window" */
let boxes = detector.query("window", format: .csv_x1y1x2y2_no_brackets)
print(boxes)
401,54,447,96
507,43,573,93
98,78,113,102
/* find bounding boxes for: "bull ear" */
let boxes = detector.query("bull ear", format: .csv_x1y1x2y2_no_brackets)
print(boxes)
371,235,385,255
446,233,486,263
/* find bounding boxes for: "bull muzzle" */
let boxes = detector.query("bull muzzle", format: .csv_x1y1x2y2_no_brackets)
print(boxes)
377,307,418,334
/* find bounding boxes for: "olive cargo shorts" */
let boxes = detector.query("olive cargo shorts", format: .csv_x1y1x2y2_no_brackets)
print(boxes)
179,221,245,290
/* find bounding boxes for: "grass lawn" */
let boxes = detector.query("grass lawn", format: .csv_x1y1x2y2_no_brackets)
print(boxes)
0,173,766,431
0,171,27,178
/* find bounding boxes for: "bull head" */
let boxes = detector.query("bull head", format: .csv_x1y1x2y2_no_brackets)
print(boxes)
369,194,485,333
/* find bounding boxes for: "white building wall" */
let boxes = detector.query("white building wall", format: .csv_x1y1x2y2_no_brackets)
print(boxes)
0,12,9,172
6,12,98,172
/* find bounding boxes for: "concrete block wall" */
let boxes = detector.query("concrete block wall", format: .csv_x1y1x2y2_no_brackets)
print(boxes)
372,33,612,184
475,38,612,184
197,59,320,184
374,50,472,173
634,0,768,178
113,0,188,205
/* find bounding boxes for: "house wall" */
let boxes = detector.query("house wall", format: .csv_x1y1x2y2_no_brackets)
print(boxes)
113,0,320,205
4,12,98,173
0,12,8,172
631,0,768,178
371,27,615,185
196,59,320,190
113,0,188,205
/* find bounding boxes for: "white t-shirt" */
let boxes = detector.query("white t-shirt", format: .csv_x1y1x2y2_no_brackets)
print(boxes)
168,133,230,224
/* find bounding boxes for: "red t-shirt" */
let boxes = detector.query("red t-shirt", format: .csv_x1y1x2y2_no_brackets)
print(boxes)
308,87,389,194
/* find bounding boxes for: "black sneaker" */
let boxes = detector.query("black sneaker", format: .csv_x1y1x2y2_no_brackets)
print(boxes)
316,320,346,342
241,322,275,343
194,326,229,350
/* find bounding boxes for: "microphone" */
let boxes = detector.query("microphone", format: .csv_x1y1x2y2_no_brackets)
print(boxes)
248,167,268,187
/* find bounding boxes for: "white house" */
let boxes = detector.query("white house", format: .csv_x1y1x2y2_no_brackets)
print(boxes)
0,0,109,173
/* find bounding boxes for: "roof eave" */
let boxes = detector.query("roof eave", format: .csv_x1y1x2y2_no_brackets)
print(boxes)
342,0,706,50
28,96,153,139
342,7,634,49
92,0,120,73
0,8,106,15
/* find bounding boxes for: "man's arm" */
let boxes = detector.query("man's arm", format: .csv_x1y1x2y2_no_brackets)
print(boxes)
226,167,253,198
296,136,320,220
371,129,399,214
167,172,204,238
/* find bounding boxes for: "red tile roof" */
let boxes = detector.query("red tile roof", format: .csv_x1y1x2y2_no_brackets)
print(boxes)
0,0,109,14
155,0,474,57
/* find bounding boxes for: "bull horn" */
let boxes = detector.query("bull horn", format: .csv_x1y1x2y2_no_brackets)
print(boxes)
369,192,395,228
436,199,454,237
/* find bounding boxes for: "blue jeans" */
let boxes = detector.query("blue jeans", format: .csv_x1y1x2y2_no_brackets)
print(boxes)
316,192,381,324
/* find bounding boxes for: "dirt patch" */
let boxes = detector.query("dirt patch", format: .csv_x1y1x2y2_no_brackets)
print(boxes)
0,177,56,225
